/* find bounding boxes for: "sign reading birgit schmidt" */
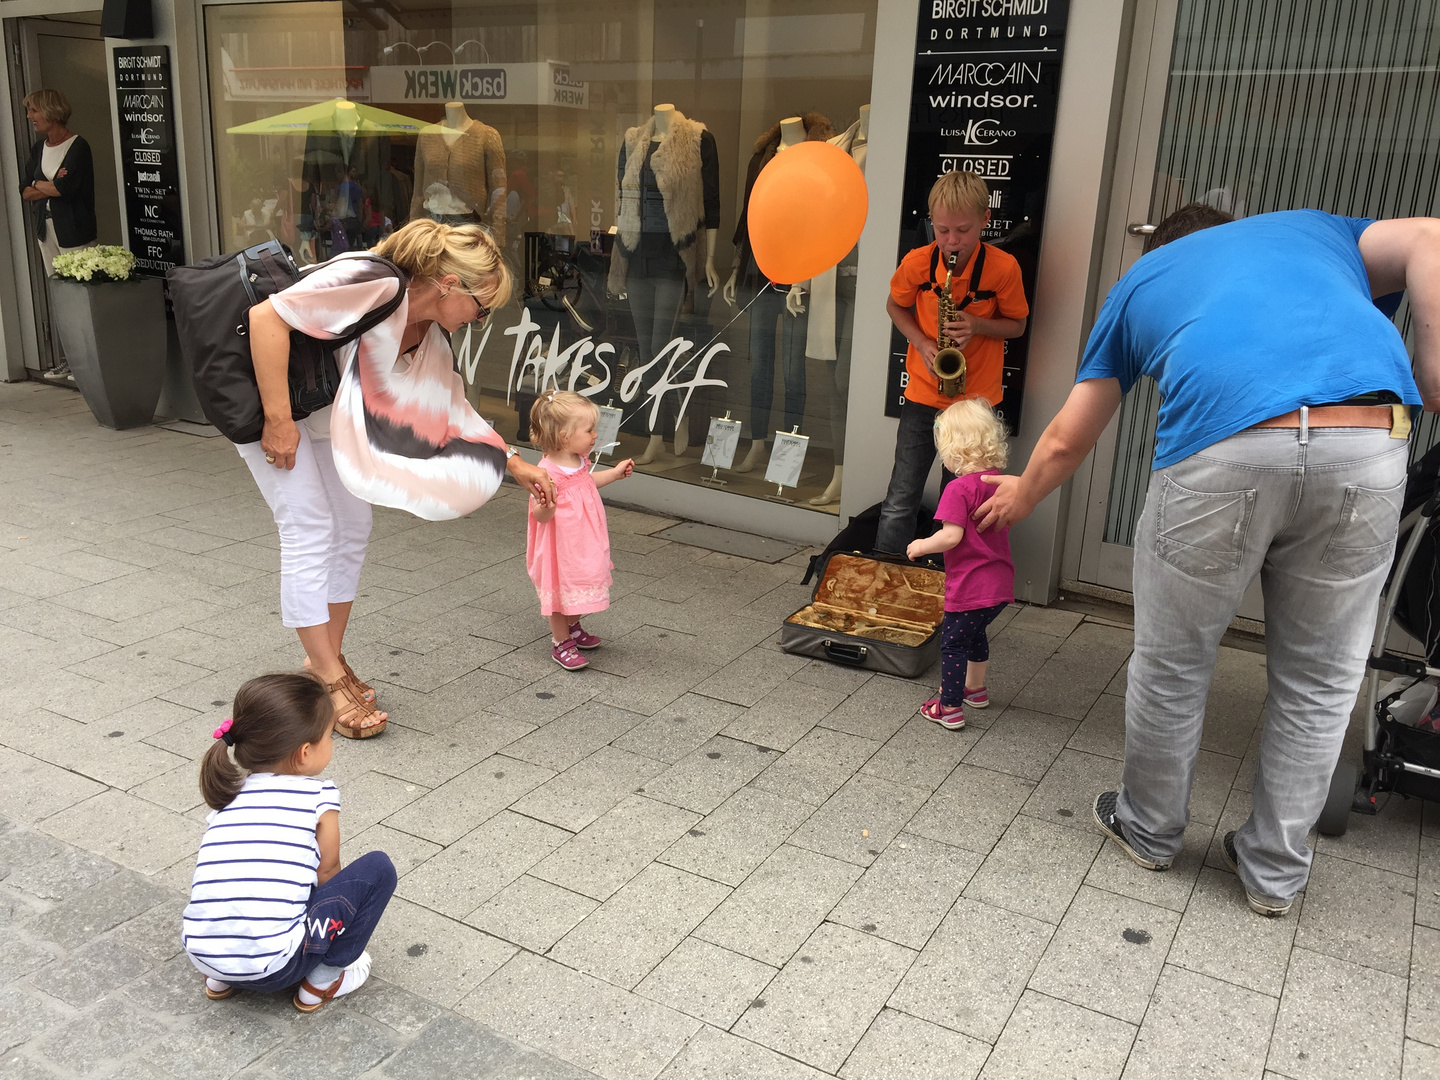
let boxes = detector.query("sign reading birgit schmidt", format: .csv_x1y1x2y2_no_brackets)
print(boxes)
886,0,1071,431
113,46,186,276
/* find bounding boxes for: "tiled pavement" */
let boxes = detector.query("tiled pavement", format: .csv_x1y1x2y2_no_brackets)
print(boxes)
0,378,1436,1080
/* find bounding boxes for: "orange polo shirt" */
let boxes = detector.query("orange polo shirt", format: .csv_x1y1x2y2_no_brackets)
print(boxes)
890,241,1029,409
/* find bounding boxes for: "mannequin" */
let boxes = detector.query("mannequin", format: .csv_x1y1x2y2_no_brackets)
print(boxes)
303,100,399,255
726,114,835,474
808,104,869,506
411,101,507,244
608,103,721,465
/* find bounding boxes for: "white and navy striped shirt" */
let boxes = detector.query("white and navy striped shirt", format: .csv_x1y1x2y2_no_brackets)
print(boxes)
182,772,340,981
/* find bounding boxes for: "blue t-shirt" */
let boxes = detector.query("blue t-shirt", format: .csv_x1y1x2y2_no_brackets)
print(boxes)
1076,209,1417,469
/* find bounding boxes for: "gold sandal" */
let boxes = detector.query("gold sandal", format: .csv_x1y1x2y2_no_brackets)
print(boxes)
329,675,387,739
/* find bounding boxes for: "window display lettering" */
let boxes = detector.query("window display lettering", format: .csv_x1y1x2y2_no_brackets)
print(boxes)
369,63,588,110
888,0,1070,428
113,46,185,275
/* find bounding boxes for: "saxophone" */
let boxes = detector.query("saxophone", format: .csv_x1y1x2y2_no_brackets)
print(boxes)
934,252,966,398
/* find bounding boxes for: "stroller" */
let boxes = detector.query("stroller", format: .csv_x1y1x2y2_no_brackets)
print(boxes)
1319,441,1440,835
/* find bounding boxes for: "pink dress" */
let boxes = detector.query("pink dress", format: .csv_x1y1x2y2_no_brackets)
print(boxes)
526,457,613,616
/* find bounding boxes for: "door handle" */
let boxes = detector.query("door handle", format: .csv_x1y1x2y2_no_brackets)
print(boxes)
1127,222,1157,236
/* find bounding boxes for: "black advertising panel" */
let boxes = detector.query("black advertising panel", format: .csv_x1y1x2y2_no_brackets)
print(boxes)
113,45,185,276
886,0,1071,430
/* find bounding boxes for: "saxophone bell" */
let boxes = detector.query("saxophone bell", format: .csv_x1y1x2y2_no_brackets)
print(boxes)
934,251,966,398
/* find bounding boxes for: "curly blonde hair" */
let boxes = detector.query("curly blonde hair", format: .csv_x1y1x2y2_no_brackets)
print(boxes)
934,398,1008,475
529,390,598,455
373,219,513,310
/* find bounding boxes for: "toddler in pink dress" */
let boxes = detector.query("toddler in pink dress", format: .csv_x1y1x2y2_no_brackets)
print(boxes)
526,391,634,670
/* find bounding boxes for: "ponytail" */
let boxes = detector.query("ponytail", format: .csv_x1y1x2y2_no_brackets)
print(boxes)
373,218,513,310
197,672,335,810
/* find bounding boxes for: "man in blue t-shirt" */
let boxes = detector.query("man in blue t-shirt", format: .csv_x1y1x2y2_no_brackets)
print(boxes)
976,207,1440,917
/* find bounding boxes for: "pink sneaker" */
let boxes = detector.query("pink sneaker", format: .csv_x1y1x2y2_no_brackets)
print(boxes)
963,686,989,709
551,639,589,670
920,698,966,730
569,621,601,650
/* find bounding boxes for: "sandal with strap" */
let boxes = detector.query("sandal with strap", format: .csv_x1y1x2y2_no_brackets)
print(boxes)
203,978,234,1001
329,675,387,739
307,654,376,703
292,975,343,1013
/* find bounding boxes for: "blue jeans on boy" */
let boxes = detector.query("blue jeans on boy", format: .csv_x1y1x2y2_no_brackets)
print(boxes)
237,851,397,992
1120,426,1406,902
875,398,955,555
940,605,1006,706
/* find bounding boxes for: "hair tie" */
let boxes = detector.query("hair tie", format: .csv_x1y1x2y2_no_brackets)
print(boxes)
213,718,235,746
546,392,555,403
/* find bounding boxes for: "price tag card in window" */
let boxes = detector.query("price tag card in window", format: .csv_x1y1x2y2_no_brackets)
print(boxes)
701,417,742,470
594,405,623,459
765,431,810,488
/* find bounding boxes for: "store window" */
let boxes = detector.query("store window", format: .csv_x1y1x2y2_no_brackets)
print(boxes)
204,0,877,513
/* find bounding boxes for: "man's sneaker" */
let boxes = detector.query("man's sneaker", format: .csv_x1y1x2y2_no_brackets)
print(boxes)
963,686,989,709
1221,830,1292,917
42,362,71,383
568,621,601,649
551,639,589,670
920,698,966,730
1092,791,1172,871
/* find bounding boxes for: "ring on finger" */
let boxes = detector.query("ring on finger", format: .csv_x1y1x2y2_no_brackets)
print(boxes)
265,453,277,464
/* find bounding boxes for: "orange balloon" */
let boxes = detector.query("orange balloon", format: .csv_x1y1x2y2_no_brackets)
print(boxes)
747,141,868,285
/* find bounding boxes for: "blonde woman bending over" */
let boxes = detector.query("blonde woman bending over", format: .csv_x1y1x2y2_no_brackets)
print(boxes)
243,219,555,738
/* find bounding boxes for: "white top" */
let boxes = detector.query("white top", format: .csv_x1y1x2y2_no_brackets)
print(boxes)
182,772,341,981
40,135,77,182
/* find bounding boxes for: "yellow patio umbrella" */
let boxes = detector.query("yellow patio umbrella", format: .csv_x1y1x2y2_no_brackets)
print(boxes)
226,99,426,136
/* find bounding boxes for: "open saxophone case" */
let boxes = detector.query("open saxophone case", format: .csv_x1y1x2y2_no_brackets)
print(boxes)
781,552,946,678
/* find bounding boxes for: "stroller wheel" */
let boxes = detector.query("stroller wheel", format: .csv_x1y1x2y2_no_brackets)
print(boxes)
1317,761,1358,837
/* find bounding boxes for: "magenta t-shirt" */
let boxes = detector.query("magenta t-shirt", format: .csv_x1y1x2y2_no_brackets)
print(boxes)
936,470,1015,612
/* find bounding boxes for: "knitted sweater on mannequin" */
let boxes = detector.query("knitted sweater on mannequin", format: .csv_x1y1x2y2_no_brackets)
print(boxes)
410,120,507,244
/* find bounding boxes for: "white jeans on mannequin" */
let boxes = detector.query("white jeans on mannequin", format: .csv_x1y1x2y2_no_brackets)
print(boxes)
237,425,372,628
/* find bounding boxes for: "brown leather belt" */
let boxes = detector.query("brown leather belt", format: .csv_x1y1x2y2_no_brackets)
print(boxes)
1254,404,1410,438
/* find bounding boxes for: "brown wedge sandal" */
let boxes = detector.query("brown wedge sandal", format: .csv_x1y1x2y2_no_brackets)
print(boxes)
329,675,387,739
307,655,376,703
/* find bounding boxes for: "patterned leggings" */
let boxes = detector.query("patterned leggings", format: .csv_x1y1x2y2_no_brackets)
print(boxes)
940,604,1007,707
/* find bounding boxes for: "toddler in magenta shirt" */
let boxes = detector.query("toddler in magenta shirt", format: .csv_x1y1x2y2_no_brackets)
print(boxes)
906,399,1015,729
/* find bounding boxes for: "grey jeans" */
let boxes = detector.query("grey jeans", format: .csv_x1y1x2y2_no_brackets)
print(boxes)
1118,425,1407,901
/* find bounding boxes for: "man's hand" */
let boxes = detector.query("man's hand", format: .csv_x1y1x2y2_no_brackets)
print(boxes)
941,311,976,351
915,336,940,375
973,473,1035,532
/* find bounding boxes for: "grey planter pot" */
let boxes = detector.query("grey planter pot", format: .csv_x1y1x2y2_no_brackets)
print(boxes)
48,276,166,429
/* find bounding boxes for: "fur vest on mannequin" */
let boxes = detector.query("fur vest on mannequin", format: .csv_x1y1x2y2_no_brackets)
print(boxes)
732,113,835,291
608,114,714,302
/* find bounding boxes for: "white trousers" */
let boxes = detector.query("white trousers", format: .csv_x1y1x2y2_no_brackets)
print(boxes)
237,427,373,629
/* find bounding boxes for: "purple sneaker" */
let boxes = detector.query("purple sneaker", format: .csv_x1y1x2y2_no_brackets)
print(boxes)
569,621,601,650
552,639,589,670
963,686,989,709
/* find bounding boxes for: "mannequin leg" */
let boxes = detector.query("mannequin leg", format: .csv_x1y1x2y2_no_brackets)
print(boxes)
744,287,783,459
810,283,854,507
779,308,809,436
735,439,767,474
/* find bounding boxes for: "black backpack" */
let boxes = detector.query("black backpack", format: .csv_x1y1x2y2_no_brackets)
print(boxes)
168,240,407,444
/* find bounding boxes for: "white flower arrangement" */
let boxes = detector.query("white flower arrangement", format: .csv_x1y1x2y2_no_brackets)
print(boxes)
51,245,138,283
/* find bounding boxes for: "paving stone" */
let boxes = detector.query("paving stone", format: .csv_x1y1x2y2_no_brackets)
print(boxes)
695,845,862,967
978,989,1135,1080
610,694,745,764
550,865,731,989
654,1025,827,1080
890,896,1052,1043
1405,1039,1440,1079
1027,885,1179,1024
658,787,814,887
40,998,169,1076
1269,947,1407,1080
634,936,777,1029
340,824,441,881
6,846,117,903
817,675,933,744
466,875,599,954
792,657,874,696
860,713,979,793
692,648,809,708
497,701,650,774
0,986,67,1055
30,936,154,1009
366,898,518,1009
380,1012,599,1080
1418,837,1440,931
320,769,427,837
1409,925,1440,1049
457,951,701,1080
0,936,59,984
1295,852,1416,978
1007,606,1085,638
720,679,850,751
1067,692,1127,761
397,811,571,919
1085,822,1212,914
0,825,68,877
1019,748,1124,832
530,795,700,902
839,1007,989,1080
733,922,915,1072
640,736,781,815
1121,964,1277,1080
829,834,982,949
964,814,1102,924
906,763,1037,856
963,706,1078,781
347,719,525,792
42,789,201,876
984,627,1065,711
382,756,555,846
24,870,173,951
510,746,669,833
0,1050,66,1080
750,728,881,807
120,952,212,1017
0,747,107,825
267,1010,400,1080
788,773,930,868
1167,866,1297,996
1315,793,1423,878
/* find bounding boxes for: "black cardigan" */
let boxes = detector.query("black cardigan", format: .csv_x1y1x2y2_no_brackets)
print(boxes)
21,135,97,248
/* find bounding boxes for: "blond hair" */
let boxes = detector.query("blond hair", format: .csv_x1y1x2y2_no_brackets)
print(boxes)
23,89,72,126
935,398,1008,474
529,390,598,455
373,219,513,310
928,170,990,219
